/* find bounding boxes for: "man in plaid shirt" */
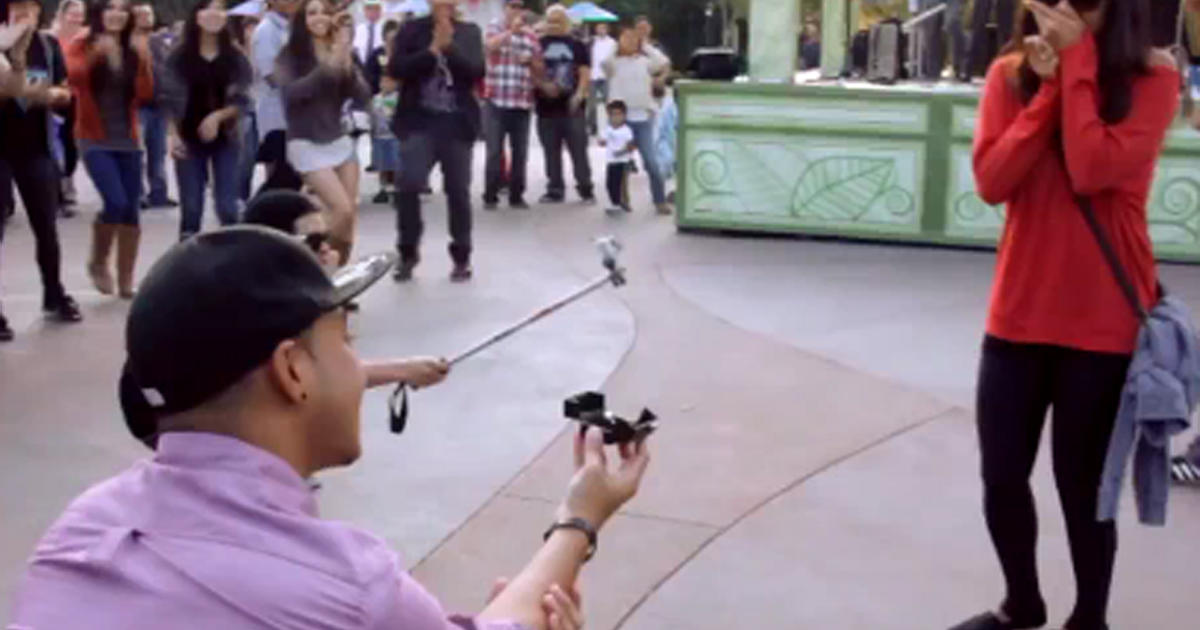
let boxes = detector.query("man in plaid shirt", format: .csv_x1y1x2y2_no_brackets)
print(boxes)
482,0,540,209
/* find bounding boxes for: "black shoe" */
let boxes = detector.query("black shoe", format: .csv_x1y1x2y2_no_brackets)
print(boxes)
539,193,564,204
580,194,597,205
1172,455,1200,485
510,199,530,210
394,259,417,282
0,314,13,342
144,197,178,210
949,608,1047,630
43,295,83,323
344,300,360,312
450,263,473,282
372,190,391,204
483,196,499,210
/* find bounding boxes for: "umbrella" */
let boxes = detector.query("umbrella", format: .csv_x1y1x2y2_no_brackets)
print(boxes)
229,0,266,17
566,2,617,23
387,0,430,16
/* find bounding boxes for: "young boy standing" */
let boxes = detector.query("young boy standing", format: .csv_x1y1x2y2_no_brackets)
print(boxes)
371,76,402,204
367,20,402,204
601,100,635,214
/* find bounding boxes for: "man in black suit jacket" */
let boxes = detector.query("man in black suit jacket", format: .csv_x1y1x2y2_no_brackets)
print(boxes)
387,0,485,282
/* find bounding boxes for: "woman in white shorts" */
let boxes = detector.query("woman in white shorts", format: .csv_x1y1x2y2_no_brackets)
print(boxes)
275,0,369,264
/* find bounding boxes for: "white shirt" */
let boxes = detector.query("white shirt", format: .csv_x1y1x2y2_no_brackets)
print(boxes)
252,11,290,137
590,35,617,81
353,20,386,64
602,48,670,122
603,123,634,163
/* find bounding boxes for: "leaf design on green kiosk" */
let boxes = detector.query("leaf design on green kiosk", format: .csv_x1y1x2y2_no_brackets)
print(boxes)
791,157,896,221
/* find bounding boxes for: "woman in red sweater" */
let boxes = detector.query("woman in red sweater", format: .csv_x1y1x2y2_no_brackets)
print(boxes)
65,0,153,299
952,1,1178,630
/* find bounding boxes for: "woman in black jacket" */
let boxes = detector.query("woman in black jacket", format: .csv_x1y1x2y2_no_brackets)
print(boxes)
163,0,252,240
0,0,84,342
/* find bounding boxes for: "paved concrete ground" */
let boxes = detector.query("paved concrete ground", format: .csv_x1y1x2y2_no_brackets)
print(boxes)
2,143,1199,629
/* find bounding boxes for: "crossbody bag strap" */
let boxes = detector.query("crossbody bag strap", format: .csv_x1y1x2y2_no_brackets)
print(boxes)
1074,195,1150,321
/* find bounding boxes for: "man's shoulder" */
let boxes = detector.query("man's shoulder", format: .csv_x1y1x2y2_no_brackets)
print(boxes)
399,16,434,35
456,19,482,36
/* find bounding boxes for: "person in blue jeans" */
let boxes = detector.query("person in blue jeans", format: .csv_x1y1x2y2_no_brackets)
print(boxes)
229,13,261,204
66,0,155,300
163,0,251,241
601,24,670,215
132,1,176,209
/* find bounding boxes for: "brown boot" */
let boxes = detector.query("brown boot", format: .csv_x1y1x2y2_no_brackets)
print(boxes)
88,222,117,295
115,225,141,299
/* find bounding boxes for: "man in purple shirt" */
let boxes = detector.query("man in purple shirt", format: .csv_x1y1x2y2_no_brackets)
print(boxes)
8,226,651,630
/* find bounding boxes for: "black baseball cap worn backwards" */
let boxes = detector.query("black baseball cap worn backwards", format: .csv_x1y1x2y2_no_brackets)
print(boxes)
121,226,394,444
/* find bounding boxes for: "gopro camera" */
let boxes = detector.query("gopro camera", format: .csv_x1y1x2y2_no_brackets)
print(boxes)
563,391,657,445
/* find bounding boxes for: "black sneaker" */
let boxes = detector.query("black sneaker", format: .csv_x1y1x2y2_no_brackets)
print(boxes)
450,263,473,282
483,197,499,211
510,199,530,210
44,295,83,323
539,194,564,204
393,259,417,282
0,314,13,342
372,190,391,204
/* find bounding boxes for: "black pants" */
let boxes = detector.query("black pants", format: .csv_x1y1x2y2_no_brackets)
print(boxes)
968,0,1015,76
0,154,66,305
255,130,302,195
976,335,1129,630
483,102,531,204
395,123,474,264
60,101,78,177
537,112,593,200
605,162,628,208
0,158,12,219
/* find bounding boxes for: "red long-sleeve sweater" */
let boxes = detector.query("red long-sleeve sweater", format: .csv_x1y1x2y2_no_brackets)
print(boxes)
974,33,1179,354
63,31,154,144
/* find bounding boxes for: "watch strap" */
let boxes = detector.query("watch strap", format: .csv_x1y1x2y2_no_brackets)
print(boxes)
542,517,597,562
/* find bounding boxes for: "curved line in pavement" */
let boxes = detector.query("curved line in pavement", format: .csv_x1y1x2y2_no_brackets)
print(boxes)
612,406,959,629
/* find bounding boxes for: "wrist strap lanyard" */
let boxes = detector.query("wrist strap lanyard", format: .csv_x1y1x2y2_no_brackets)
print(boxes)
388,382,410,434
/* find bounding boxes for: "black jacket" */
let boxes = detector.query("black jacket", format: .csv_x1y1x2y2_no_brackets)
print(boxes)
387,16,484,140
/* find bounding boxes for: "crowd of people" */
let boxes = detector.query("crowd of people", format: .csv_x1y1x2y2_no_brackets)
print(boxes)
0,0,679,337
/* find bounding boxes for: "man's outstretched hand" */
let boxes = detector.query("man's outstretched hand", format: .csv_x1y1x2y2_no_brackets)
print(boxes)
558,427,651,528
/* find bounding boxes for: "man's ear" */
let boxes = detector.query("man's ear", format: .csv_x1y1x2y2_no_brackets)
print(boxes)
267,339,313,405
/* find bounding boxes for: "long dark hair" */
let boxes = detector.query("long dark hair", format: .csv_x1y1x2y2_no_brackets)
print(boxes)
84,0,137,99
279,0,331,79
172,0,242,106
177,0,237,74
1009,0,1152,123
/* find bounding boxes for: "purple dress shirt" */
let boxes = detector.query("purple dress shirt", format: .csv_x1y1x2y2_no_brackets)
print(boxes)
8,433,525,630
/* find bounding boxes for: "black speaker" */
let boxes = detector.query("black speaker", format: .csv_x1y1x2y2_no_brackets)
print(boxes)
688,48,740,81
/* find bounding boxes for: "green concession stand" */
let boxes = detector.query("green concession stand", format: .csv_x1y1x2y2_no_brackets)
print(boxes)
675,1,1200,263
